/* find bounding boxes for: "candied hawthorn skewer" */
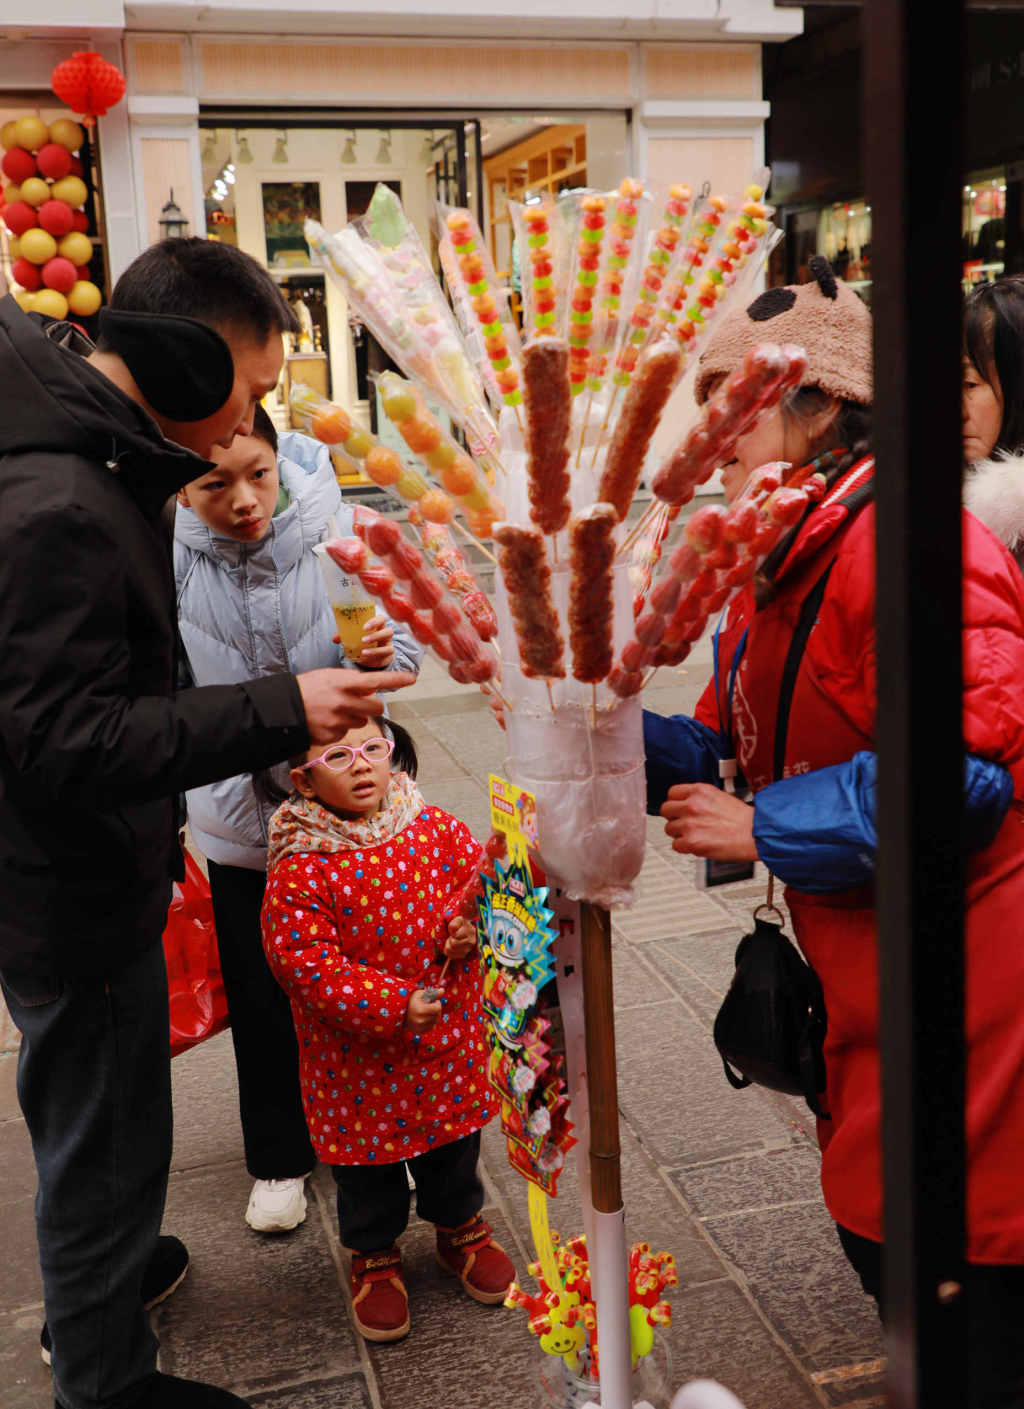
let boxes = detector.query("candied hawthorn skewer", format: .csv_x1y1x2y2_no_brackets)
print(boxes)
568,195,607,398
445,207,523,423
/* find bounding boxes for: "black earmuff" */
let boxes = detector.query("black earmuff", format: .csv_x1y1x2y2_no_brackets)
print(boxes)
98,308,235,421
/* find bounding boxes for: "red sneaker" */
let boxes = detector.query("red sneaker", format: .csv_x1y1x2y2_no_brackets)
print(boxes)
435,1215,516,1304
350,1246,410,1342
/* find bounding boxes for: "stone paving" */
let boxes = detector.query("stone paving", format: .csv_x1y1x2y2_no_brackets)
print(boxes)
0,632,886,1409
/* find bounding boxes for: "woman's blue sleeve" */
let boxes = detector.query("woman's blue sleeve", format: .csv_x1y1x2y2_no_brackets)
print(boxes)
643,709,729,814
752,750,1012,892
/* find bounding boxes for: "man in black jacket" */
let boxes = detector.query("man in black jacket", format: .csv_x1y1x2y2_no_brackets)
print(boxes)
0,239,414,1409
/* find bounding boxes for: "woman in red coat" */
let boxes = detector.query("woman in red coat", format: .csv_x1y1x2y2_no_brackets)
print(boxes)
644,258,1024,1405
261,718,514,1343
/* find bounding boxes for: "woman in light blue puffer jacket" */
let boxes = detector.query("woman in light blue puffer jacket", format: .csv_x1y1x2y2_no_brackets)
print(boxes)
175,410,422,1233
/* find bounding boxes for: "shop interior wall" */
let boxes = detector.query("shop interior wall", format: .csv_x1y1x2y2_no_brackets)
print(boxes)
206,123,434,410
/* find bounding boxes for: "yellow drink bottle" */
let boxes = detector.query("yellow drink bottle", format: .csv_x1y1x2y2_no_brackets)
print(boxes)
314,542,378,662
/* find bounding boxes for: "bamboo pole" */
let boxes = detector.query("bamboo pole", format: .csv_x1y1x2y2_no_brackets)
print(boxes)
580,900,621,1212
579,899,632,1409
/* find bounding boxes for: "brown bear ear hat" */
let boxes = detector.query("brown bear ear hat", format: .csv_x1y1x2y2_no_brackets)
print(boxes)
694,254,873,407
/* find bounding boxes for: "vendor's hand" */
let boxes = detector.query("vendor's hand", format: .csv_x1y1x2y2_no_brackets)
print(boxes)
356,615,396,670
660,783,758,861
405,988,443,1034
443,915,477,960
297,668,416,742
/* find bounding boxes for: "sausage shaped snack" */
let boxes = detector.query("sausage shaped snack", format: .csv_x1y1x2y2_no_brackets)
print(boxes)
598,342,683,521
522,337,573,535
493,523,566,679
568,503,617,683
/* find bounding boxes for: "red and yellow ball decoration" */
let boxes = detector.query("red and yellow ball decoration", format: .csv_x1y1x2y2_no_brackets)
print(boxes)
2,113,101,320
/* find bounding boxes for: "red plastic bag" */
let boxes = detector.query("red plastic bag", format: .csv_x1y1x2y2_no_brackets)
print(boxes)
163,851,230,1058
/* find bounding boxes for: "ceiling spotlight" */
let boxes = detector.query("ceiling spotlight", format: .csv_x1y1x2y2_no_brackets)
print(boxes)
272,131,289,164
224,163,236,184
341,130,357,165
201,132,217,164
235,132,253,164
418,130,435,165
376,129,392,165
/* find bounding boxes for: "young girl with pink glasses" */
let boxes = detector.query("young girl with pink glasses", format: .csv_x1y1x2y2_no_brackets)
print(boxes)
260,717,514,1343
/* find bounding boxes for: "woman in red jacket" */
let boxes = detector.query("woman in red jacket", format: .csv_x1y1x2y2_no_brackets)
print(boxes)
644,258,1024,1405
261,718,514,1344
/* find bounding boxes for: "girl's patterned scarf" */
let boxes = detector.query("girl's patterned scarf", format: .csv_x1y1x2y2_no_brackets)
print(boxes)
266,771,426,873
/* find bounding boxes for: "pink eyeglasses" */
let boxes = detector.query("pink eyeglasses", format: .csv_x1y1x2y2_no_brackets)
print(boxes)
296,737,395,773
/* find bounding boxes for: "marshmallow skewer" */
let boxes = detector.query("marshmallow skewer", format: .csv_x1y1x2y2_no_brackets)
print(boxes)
306,217,504,479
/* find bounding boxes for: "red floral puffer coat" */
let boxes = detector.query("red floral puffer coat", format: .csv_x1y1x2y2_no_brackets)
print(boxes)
261,780,494,1166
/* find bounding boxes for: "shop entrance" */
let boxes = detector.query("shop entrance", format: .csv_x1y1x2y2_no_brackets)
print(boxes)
197,109,628,435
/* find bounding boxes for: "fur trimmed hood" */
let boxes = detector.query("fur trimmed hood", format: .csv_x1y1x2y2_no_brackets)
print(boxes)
964,453,1024,565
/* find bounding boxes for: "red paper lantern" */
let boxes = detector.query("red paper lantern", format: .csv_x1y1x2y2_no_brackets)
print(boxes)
51,52,126,127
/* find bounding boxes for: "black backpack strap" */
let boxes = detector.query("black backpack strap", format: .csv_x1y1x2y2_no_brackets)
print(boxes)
771,477,874,783
772,561,835,783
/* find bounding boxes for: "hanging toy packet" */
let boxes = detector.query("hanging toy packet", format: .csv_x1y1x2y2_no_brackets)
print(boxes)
478,774,576,1193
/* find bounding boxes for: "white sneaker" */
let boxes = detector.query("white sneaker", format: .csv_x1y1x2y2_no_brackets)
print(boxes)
245,1175,309,1232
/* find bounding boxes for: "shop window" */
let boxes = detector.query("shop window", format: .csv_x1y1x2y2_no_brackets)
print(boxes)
962,170,1006,288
